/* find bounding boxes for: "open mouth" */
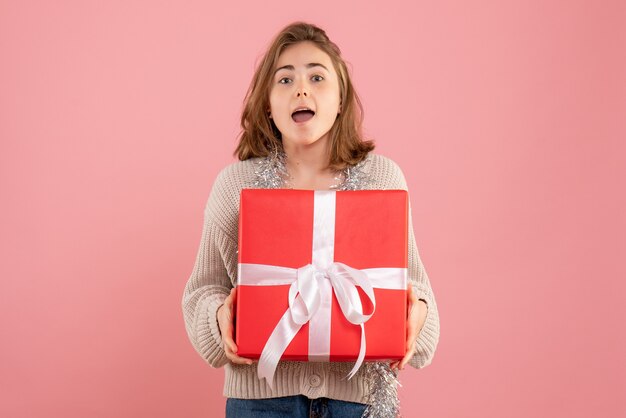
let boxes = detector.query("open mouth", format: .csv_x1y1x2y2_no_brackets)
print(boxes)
291,109,315,123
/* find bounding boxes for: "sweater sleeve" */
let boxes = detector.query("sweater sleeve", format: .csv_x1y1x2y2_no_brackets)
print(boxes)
181,171,238,368
380,157,441,369
406,209,440,369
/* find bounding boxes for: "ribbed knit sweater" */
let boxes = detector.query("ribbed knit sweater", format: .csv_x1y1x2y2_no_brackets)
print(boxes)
181,152,440,403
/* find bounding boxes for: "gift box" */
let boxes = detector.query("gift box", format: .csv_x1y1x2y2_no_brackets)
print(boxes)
235,189,408,385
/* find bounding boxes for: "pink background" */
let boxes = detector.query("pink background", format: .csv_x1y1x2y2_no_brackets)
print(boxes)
1,0,624,417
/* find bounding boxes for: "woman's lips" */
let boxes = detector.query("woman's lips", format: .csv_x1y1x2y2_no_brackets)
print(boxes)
291,110,315,123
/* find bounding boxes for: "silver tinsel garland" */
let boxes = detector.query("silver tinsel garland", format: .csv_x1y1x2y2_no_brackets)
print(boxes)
251,149,402,417
252,148,372,190
361,362,402,418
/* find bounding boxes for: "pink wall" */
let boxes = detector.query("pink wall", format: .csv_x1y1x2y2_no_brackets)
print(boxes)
1,0,624,417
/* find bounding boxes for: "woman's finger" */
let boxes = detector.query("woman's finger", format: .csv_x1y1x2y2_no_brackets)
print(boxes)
392,285,422,371
407,284,418,303
223,335,254,365
219,287,253,365
405,319,419,350
225,350,254,365
218,289,238,351
225,349,255,365
221,327,238,354
398,341,415,370
405,299,419,347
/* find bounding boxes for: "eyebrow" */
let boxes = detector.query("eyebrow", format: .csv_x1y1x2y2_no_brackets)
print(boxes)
273,63,329,76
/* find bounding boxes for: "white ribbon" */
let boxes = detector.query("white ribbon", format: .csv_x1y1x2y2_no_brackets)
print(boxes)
237,191,407,389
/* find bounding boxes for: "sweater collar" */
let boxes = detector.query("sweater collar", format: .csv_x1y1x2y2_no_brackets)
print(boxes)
252,149,373,190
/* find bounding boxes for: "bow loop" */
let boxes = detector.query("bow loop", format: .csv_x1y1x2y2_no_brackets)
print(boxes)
327,262,377,325
288,264,321,325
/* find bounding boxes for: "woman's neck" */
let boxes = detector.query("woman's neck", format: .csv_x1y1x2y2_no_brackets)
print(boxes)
282,137,336,179
280,137,343,190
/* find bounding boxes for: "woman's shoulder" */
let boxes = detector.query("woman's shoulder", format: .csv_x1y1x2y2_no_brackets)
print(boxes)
213,157,262,189
364,153,409,190
204,158,262,230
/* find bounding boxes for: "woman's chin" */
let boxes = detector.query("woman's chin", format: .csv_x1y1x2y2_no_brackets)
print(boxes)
282,135,330,149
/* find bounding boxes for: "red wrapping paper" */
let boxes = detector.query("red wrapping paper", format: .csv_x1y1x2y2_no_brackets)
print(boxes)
235,189,408,361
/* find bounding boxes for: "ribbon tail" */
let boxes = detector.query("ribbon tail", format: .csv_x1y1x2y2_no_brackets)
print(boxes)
346,323,367,380
258,308,303,390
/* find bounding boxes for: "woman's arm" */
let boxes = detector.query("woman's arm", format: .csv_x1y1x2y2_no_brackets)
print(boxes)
181,178,236,368
405,214,440,369
381,157,441,370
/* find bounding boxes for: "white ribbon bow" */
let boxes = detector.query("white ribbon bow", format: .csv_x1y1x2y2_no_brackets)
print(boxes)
257,262,376,388
238,262,407,389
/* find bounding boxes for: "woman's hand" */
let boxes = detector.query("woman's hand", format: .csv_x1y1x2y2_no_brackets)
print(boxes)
217,287,256,366
390,285,428,371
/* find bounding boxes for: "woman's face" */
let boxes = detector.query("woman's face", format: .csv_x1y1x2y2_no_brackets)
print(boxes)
269,41,342,150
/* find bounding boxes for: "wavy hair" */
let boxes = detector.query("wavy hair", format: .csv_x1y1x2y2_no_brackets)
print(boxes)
234,22,374,170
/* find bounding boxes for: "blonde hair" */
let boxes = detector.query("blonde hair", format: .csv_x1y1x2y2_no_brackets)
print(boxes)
234,21,374,171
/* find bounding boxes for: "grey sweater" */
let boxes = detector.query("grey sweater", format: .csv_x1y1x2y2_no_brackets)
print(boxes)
181,152,440,403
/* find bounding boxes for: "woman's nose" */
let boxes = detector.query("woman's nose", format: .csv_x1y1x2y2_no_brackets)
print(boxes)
296,83,309,97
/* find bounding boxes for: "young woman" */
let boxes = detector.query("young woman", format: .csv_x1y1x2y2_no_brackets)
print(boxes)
182,21,440,418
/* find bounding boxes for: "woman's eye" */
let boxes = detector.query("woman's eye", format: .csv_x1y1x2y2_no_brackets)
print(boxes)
312,75,324,82
278,77,291,84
